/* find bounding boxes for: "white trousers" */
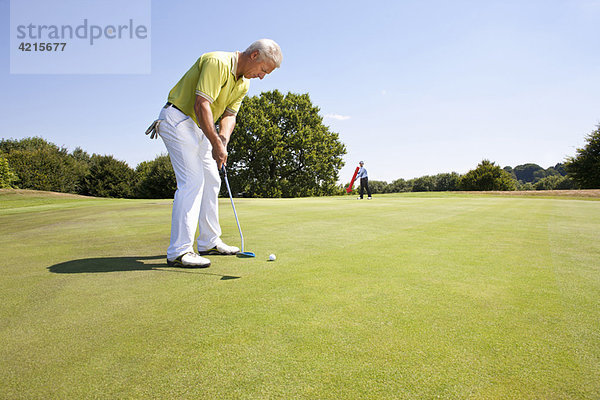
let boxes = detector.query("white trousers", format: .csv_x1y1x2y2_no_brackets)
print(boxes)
158,105,222,260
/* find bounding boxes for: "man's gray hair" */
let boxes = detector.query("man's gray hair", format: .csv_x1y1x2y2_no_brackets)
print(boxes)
244,39,282,68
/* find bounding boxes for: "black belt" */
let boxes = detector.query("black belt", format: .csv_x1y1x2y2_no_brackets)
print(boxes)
164,102,184,113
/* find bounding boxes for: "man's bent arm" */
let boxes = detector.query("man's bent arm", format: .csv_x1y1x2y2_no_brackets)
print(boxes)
218,113,236,147
194,95,227,168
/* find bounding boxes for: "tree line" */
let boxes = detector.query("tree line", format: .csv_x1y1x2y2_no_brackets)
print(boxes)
360,161,575,195
354,124,600,194
0,136,176,198
1,91,598,197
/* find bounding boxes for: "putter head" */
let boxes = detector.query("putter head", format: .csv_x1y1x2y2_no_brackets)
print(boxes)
236,251,256,258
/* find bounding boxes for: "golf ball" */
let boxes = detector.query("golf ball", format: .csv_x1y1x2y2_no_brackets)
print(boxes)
269,254,276,261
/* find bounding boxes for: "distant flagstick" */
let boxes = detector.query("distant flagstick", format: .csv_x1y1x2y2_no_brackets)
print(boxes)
346,167,359,193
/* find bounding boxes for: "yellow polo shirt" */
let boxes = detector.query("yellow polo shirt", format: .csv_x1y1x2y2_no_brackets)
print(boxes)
167,51,250,125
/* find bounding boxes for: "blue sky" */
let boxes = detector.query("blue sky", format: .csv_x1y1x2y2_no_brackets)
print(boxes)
2,0,599,182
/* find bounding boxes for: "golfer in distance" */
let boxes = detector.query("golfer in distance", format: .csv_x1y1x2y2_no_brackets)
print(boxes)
153,39,282,268
357,161,372,200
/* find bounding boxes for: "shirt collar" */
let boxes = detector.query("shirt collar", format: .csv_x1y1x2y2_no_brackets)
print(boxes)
232,51,248,83
231,51,238,77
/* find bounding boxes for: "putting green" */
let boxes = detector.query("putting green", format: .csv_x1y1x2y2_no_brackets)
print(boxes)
1,190,598,399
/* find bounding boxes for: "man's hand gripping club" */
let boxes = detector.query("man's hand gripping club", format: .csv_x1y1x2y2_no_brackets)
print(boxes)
194,95,230,169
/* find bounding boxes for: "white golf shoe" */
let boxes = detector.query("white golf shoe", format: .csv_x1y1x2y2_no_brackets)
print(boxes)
167,252,211,268
199,242,240,256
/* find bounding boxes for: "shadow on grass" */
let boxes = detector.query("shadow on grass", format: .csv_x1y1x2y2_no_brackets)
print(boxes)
47,255,240,280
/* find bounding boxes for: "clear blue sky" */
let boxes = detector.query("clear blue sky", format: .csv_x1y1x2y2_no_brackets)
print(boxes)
2,0,599,182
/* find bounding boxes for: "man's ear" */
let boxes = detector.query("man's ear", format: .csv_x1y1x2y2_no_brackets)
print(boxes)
250,50,260,60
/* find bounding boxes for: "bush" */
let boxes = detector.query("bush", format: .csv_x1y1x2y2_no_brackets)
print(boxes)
516,182,535,191
5,148,84,193
367,180,388,194
0,137,56,153
412,175,436,192
434,173,461,191
388,178,412,193
534,175,576,190
134,154,177,199
0,155,18,188
82,155,135,198
459,160,516,191
0,138,89,194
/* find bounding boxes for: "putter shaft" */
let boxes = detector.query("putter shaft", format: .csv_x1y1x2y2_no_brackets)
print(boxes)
221,165,245,252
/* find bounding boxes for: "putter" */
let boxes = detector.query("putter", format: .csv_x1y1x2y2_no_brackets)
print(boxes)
221,165,255,258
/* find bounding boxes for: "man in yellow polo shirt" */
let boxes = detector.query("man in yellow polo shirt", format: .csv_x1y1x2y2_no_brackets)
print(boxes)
156,39,282,268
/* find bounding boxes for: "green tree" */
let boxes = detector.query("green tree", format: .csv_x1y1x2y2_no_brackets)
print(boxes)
0,154,18,188
226,90,346,197
412,175,436,192
0,137,88,193
503,166,516,180
434,172,461,191
513,163,546,183
534,175,576,190
68,147,92,194
552,163,567,176
4,148,81,193
459,160,517,191
367,180,388,194
388,178,412,193
0,136,56,153
565,125,600,189
82,155,135,198
516,181,535,191
544,165,561,178
134,154,177,199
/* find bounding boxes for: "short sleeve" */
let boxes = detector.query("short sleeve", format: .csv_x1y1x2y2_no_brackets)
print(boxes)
225,88,248,116
195,57,228,103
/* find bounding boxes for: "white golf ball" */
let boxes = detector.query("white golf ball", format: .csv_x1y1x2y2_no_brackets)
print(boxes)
269,254,276,261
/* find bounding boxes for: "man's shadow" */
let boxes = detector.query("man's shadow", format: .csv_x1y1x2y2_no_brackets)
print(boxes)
47,255,240,280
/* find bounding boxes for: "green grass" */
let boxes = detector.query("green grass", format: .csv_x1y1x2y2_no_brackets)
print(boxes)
1,190,599,399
